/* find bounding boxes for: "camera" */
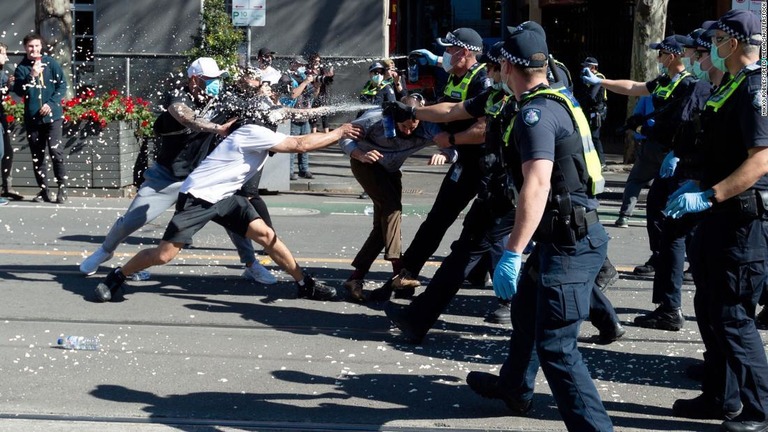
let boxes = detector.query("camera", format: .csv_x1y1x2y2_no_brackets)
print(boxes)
314,75,334,85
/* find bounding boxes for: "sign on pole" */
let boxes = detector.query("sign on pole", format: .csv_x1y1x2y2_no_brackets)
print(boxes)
232,0,265,27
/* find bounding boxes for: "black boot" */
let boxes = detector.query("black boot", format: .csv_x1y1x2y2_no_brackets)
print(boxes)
384,302,428,344
466,371,532,415
94,268,127,302
56,185,68,204
634,305,684,331
1,182,24,201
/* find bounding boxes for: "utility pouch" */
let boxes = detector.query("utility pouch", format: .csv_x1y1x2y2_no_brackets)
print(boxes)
735,190,760,219
757,190,768,216
572,206,587,240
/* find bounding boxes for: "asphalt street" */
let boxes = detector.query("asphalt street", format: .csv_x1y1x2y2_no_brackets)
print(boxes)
1,147,763,432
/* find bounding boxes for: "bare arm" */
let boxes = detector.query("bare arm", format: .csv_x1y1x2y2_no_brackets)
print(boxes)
711,147,768,203
290,76,313,99
168,102,232,136
600,78,651,97
270,123,364,154
505,158,553,253
433,117,487,148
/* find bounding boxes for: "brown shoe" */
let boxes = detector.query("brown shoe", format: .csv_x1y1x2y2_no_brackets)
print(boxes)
343,279,366,302
391,269,420,290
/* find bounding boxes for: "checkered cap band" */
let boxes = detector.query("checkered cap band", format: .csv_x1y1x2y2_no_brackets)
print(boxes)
717,20,762,44
659,42,682,55
695,36,712,50
500,46,530,67
445,32,483,52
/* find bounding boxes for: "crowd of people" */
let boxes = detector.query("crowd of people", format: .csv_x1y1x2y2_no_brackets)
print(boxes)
2,8,766,431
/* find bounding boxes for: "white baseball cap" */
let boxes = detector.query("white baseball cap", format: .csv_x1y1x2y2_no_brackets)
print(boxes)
187,57,228,78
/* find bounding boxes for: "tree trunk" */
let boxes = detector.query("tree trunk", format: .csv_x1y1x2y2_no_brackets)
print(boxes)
36,0,73,98
627,0,668,115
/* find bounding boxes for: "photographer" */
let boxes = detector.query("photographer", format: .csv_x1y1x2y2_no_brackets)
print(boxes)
308,52,334,133
383,58,407,100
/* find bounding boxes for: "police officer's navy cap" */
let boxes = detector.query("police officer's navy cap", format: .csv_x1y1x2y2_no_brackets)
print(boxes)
714,9,763,46
684,28,709,49
582,56,598,66
478,41,504,65
500,27,549,68
437,28,484,52
649,35,685,55
369,62,385,72
507,21,547,40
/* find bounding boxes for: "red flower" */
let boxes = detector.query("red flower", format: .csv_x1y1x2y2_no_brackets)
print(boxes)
6,114,14,124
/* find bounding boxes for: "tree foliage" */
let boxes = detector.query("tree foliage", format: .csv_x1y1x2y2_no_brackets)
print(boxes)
185,0,244,74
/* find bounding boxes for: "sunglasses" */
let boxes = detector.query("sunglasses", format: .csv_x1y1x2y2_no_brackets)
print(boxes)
712,35,731,44
657,50,672,58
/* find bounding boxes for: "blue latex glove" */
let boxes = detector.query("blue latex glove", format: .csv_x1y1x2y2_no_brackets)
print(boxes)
659,151,680,178
667,180,700,204
581,67,603,86
664,189,713,219
493,250,522,300
410,49,438,66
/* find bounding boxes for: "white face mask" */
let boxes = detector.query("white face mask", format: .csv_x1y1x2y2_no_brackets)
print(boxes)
442,51,453,73
371,74,383,85
502,82,513,96
681,57,692,71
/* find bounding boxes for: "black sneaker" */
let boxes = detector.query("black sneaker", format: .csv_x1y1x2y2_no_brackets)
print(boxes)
634,305,684,331
32,190,52,203
486,299,511,324
757,307,768,330
596,262,619,292
598,322,627,344
672,393,742,420
296,275,337,301
56,185,68,204
633,256,656,276
466,371,532,415
94,268,127,302
2,189,24,201
385,301,428,344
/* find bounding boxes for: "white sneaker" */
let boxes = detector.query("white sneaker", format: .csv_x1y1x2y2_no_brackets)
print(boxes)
242,263,277,285
129,270,151,281
80,247,115,275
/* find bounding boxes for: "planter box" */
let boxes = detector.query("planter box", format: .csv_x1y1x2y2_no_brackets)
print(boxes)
7,121,146,190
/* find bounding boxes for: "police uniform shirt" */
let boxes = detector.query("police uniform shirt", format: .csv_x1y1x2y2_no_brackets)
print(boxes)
701,65,768,190
439,64,492,135
643,72,697,145
512,95,590,210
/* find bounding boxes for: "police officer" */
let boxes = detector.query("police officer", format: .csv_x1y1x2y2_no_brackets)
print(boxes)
378,28,491,295
576,56,608,165
664,10,768,432
584,34,698,329
359,62,395,108
382,41,517,339
466,26,612,431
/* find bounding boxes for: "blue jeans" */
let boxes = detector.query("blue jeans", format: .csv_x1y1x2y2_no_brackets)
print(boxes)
499,223,613,432
290,121,311,176
100,164,256,265
619,139,667,217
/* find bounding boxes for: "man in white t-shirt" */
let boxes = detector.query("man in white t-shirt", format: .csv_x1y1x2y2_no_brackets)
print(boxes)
256,47,282,86
94,121,363,303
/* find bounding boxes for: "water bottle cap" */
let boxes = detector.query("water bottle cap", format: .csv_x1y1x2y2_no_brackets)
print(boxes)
57,338,63,345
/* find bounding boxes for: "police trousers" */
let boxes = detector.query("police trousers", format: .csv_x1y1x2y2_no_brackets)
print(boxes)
401,159,483,276
690,213,768,421
498,223,613,432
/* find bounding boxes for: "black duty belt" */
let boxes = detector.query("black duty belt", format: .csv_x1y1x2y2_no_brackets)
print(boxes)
711,189,768,219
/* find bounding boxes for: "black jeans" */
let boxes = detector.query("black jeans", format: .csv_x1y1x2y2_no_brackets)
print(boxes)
401,160,483,276
27,119,66,189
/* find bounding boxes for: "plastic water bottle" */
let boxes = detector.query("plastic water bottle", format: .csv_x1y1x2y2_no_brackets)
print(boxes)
382,114,397,139
363,206,374,216
407,56,419,83
57,336,100,351
130,270,151,281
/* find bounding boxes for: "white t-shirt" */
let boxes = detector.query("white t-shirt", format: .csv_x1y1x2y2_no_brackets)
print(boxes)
180,125,286,203
258,66,282,86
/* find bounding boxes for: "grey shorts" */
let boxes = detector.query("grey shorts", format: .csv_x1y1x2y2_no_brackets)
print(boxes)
162,193,260,245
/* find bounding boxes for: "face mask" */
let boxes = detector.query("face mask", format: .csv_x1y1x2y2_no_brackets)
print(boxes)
204,78,221,97
692,61,710,82
492,81,503,91
710,39,733,72
681,57,692,71
502,82,513,96
442,51,453,73
657,62,669,76
371,74,383,85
